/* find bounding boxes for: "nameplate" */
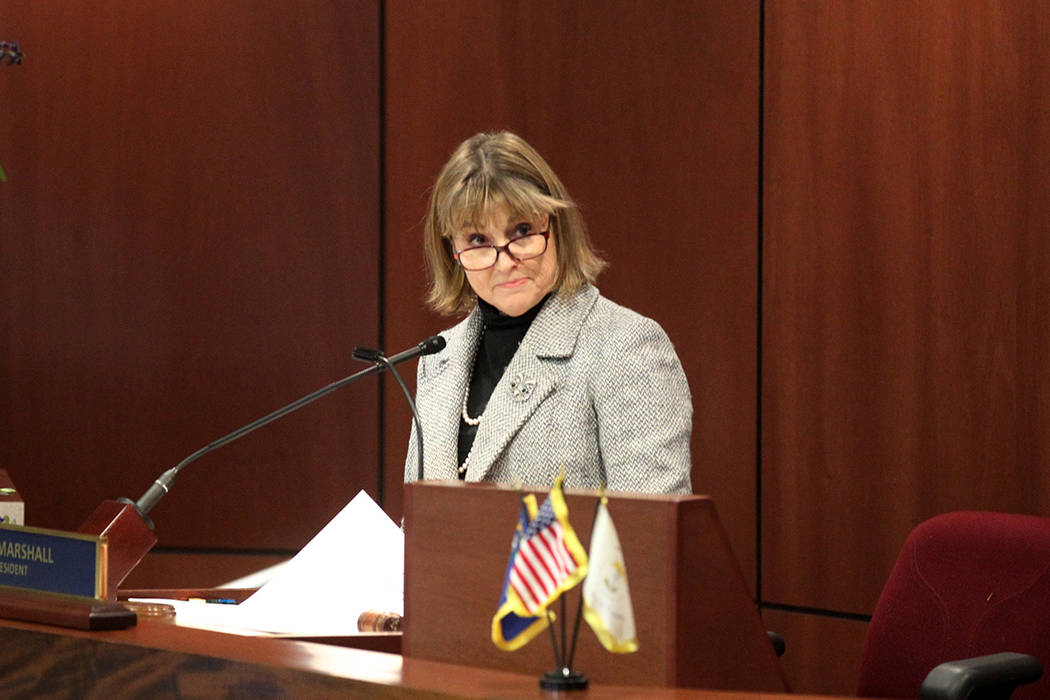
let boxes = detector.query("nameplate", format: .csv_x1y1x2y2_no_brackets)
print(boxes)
0,523,106,599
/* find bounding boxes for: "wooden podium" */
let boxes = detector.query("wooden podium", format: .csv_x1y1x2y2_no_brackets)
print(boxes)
403,481,787,692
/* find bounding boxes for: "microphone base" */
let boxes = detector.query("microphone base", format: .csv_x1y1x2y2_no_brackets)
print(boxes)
78,499,158,600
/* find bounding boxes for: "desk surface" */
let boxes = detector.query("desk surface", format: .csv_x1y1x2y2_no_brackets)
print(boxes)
0,616,852,699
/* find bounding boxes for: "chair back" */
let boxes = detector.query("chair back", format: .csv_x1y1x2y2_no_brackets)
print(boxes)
857,511,1050,698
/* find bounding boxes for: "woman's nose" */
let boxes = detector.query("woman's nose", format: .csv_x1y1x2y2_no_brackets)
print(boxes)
495,244,520,269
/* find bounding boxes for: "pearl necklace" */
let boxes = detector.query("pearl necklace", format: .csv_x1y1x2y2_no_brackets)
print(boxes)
459,391,479,475
461,390,481,426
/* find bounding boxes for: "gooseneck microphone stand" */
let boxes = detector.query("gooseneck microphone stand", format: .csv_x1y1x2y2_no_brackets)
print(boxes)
78,336,444,598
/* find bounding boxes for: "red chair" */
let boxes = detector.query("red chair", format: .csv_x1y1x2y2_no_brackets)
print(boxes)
857,511,1048,699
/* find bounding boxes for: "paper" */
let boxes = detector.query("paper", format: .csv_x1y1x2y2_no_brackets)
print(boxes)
136,490,403,636
221,560,288,588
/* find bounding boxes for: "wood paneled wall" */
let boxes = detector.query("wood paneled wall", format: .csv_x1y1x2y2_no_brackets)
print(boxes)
0,1,382,550
3,1,1049,695
762,1,1050,693
381,0,761,585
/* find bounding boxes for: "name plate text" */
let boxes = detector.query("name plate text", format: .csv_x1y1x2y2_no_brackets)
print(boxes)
0,523,106,598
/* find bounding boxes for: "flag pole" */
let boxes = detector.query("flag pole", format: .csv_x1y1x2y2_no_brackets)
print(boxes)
545,608,562,668
560,595,568,668
518,483,561,669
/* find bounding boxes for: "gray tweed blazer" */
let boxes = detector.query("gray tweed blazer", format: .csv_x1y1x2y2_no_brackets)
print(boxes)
403,284,692,494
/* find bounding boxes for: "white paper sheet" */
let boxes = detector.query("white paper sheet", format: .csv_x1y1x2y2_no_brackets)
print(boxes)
135,490,403,636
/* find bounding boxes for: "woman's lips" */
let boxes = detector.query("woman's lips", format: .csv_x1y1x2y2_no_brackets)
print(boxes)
497,278,529,289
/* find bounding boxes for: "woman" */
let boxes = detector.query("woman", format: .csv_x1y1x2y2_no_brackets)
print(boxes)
404,131,692,494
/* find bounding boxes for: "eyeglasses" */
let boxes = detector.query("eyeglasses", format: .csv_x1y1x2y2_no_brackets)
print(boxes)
453,230,550,271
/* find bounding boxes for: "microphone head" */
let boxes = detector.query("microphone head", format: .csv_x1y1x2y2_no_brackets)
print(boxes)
418,335,446,356
352,346,382,363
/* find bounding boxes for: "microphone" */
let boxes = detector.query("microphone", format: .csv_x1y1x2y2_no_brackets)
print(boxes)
132,334,446,517
352,336,445,482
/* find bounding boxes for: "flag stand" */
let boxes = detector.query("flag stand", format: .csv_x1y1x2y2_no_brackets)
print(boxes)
494,476,598,690
540,667,589,691
537,488,602,694
539,598,588,690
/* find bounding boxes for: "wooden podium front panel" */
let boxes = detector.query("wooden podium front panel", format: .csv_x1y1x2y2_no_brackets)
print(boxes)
403,481,785,691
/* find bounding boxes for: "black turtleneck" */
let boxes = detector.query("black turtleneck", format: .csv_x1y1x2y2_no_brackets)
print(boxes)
457,295,550,472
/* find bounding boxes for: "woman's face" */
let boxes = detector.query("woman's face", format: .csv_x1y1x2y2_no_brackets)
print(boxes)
451,202,559,317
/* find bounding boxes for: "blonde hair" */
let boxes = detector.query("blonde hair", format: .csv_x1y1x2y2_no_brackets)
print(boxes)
423,131,606,315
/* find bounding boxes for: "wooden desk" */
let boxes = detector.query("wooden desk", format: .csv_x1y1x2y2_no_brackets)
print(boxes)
0,616,846,698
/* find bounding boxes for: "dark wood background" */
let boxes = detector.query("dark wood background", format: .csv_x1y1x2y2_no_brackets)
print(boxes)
761,1,1050,691
2,1,1047,694
381,0,761,586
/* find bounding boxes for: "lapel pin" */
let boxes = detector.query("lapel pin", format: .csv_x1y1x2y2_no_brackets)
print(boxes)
509,375,535,402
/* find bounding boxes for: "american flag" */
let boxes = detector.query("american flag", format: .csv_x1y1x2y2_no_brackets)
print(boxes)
508,492,584,615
